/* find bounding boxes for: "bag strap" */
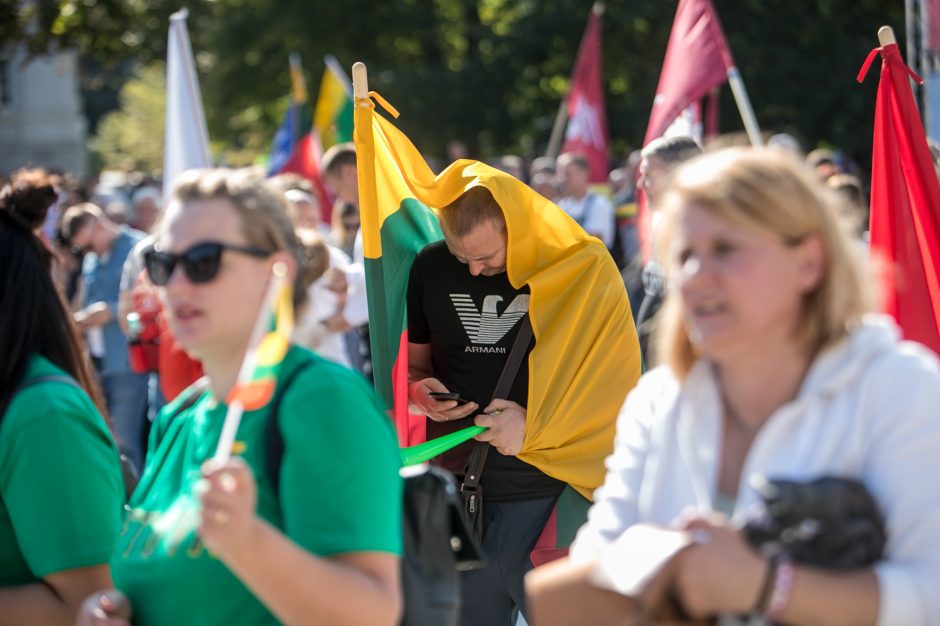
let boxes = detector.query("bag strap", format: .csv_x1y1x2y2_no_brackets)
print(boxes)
170,377,211,418
461,315,534,496
264,358,317,494
1,374,80,419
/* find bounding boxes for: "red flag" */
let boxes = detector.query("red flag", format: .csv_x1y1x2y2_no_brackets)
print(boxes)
859,40,940,354
643,0,735,144
638,0,735,260
280,131,334,224
561,3,609,183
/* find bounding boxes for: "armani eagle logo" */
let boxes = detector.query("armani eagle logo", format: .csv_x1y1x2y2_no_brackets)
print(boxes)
449,293,529,345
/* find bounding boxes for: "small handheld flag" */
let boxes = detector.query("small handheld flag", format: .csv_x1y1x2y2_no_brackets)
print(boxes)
214,262,293,463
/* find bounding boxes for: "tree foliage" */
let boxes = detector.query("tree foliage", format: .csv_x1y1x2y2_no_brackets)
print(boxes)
13,0,905,169
91,63,165,172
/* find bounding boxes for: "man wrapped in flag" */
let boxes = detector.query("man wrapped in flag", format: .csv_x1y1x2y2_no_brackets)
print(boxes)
355,68,641,626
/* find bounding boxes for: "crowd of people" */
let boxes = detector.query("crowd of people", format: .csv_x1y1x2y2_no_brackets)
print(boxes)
2,130,940,626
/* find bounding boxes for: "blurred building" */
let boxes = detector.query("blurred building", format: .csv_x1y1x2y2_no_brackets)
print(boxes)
0,46,88,177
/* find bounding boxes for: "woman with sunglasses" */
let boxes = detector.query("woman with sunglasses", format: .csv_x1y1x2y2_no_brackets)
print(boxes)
0,169,126,625
79,169,403,626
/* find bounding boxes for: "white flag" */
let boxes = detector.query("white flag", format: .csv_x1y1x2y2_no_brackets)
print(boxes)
163,8,211,200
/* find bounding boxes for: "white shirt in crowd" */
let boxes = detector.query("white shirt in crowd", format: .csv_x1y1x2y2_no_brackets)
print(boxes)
557,192,614,248
294,246,359,368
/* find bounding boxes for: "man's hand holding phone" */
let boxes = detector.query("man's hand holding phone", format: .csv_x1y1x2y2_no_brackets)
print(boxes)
408,378,479,422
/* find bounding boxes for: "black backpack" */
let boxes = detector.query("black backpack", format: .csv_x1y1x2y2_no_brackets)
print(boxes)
173,359,483,626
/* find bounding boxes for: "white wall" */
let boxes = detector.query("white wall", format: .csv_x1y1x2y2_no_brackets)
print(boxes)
0,47,88,177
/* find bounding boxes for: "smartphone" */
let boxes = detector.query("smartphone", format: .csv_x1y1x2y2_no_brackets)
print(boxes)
428,391,471,405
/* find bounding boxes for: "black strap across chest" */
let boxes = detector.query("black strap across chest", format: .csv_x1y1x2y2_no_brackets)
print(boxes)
460,315,534,496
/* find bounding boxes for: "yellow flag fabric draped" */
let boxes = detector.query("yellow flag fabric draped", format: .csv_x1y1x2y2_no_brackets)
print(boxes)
356,92,641,500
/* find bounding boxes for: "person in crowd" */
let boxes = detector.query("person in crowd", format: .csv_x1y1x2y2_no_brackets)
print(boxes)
530,148,940,625
556,151,615,248
493,155,528,183
447,139,470,162
329,201,360,261
407,185,641,626
827,173,869,241
322,142,360,236
320,142,373,377
61,203,150,473
610,150,643,277
78,168,402,626
634,135,703,364
530,171,561,202
767,132,802,156
0,168,125,626
284,188,323,231
129,186,162,234
292,225,359,368
806,147,839,181
269,173,327,232
529,156,556,180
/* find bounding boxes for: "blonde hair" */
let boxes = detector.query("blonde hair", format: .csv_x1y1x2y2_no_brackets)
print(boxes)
654,148,871,378
168,168,310,308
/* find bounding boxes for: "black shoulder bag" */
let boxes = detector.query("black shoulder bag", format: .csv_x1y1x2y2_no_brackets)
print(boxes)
459,315,534,543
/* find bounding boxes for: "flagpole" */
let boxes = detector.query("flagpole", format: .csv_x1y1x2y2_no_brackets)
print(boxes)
544,1,605,159
726,67,763,147
544,98,569,160
880,24,897,46
352,61,368,101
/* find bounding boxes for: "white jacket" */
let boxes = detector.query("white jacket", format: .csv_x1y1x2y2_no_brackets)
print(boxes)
571,316,940,625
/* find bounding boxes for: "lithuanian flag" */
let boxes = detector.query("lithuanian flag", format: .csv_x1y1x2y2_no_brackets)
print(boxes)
355,91,641,501
313,55,354,150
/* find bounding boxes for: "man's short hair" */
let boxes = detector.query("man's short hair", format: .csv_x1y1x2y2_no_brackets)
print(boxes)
438,186,505,237
320,142,357,176
61,202,104,243
640,136,703,166
557,152,590,172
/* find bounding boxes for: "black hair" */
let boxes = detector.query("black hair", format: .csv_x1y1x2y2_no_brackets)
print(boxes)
0,169,106,417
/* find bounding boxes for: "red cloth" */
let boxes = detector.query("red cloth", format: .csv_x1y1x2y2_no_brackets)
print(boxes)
859,43,940,354
560,6,609,183
643,0,735,145
127,271,203,396
157,324,203,403
279,131,334,225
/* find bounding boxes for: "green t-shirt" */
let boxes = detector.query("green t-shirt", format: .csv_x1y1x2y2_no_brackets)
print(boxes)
0,355,125,586
111,346,403,626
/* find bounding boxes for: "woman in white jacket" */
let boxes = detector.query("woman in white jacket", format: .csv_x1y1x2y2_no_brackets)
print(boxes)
545,148,940,626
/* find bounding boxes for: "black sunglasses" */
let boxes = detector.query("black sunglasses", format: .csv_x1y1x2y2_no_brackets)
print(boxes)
144,241,272,286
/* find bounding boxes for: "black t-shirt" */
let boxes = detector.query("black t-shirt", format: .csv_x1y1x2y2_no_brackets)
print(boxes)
407,241,564,501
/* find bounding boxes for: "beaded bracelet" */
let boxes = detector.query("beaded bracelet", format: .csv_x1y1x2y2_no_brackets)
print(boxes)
765,556,795,621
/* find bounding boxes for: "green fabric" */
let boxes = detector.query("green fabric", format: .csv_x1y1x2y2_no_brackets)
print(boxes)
0,355,124,585
111,346,403,626
365,197,443,408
